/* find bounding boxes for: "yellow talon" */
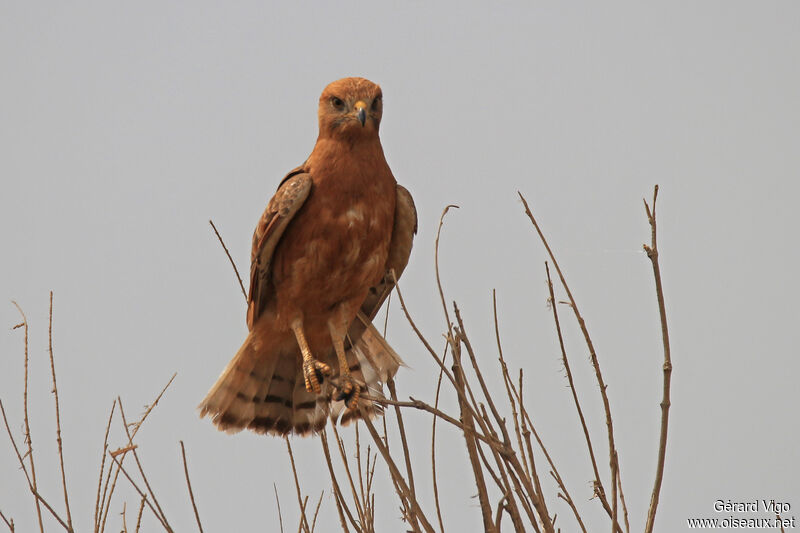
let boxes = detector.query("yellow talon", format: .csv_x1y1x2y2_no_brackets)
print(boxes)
334,375,361,409
303,359,331,393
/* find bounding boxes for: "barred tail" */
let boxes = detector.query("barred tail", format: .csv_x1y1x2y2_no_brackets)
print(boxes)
198,318,330,436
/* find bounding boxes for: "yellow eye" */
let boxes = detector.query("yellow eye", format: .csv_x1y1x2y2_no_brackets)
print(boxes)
331,97,344,109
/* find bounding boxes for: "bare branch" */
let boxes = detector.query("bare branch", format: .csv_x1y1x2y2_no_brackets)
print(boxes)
361,417,436,533
617,462,630,533
108,454,170,531
12,301,44,532
434,205,459,332
544,262,602,485
0,508,14,532
94,400,117,533
319,430,356,532
448,325,495,532
518,192,623,533
101,375,176,532
330,425,368,528
285,437,311,533
47,292,74,531
387,378,417,521
209,219,248,301
117,399,172,531
429,340,449,533
643,185,673,533
180,441,204,533
310,491,324,533
134,497,146,533
274,484,286,533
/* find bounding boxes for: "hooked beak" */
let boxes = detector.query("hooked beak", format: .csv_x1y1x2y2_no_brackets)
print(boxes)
354,101,367,127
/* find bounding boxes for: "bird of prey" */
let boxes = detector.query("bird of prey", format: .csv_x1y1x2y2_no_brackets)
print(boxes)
200,77,417,436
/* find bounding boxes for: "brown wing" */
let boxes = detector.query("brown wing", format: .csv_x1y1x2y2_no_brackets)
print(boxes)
246,167,312,330
345,184,417,344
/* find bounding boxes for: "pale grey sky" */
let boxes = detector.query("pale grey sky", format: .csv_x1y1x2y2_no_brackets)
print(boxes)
2,2,798,531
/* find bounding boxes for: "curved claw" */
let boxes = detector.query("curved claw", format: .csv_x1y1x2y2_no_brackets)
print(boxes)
334,376,361,410
303,359,332,394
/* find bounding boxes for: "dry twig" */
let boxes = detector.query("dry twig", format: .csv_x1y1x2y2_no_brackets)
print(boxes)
643,185,673,533
180,441,205,533
94,400,117,533
0,508,14,532
361,417,435,533
285,437,311,533
209,219,247,300
116,399,172,530
12,302,45,532
274,484,286,533
107,454,170,530
134,497,146,533
518,192,624,533
47,292,74,531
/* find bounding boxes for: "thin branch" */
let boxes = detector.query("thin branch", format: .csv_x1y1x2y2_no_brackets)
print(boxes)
101,375,176,532
387,378,417,514
361,416,436,533
643,185,673,533
99,443,119,533
491,296,543,533
355,424,366,522
12,301,45,532
95,400,117,533
434,205,459,332
209,219,247,301
493,290,530,480
0,399,33,489
448,324,495,533
319,430,356,532
430,340,449,533
47,292,74,531
121,502,128,533
310,491,325,533
130,373,177,439
494,495,508,533
274,484,286,533
117,399,172,531
617,462,630,533
544,261,603,486
297,496,309,533
392,273,501,456
134,497,146,533
518,192,623,533
330,424,370,530
180,441,204,533
506,371,586,533
473,433,530,533
453,304,554,531
108,454,170,530
0,508,13,533
285,437,311,533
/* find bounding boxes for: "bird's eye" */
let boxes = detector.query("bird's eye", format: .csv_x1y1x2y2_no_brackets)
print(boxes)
331,97,344,109
371,96,382,111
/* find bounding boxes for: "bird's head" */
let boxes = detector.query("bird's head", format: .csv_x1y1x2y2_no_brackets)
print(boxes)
317,77,383,140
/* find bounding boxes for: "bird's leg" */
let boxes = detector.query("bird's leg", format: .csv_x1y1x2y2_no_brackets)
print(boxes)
328,315,360,409
290,319,331,394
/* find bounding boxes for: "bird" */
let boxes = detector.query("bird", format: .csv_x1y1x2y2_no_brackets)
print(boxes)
199,77,417,436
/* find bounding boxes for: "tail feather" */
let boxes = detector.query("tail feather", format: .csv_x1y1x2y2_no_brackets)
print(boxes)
200,315,405,436
334,322,404,426
199,319,330,436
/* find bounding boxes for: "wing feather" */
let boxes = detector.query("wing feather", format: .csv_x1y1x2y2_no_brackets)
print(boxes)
345,184,417,345
246,168,312,329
